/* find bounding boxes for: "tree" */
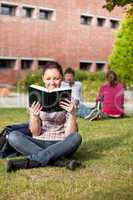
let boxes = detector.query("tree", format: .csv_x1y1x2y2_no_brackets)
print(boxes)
109,12,133,87
104,0,133,11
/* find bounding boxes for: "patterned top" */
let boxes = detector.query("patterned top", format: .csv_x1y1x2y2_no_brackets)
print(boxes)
32,110,69,141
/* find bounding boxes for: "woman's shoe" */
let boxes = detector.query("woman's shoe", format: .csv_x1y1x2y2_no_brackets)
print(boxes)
6,158,81,172
6,158,42,172
49,158,70,167
50,158,81,170
66,159,81,170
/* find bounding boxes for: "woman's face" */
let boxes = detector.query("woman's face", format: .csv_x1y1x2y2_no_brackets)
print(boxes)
42,68,62,90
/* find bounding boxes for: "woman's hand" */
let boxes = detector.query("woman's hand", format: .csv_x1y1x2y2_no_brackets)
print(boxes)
29,101,43,117
60,99,77,134
59,99,76,115
29,101,42,136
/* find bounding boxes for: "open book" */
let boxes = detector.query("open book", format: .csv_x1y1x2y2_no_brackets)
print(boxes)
28,84,71,112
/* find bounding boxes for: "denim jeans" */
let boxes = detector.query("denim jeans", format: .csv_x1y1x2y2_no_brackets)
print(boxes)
77,102,92,118
7,131,82,165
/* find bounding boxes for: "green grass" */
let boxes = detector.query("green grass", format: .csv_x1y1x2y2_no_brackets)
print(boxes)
0,108,133,200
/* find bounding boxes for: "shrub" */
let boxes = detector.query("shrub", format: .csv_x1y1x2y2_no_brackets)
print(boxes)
75,70,89,81
74,71,106,101
87,72,105,82
17,69,43,92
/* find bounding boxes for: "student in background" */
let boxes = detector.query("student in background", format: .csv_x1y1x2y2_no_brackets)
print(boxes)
86,70,124,121
6,62,82,172
61,67,92,118
61,67,82,106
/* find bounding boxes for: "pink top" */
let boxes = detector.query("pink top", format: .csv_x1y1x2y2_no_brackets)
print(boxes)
96,83,124,116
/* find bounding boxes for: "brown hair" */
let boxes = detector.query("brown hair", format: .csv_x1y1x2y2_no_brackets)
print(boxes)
106,70,118,87
64,67,75,77
42,61,63,77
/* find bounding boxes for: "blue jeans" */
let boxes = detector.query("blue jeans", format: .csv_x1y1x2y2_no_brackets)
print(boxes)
77,102,92,118
7,131,82,165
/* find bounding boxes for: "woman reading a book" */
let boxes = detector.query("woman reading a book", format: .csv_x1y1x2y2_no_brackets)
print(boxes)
6,62,82,172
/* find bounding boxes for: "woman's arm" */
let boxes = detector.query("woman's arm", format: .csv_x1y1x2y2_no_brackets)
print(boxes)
65,111,77,134
29,101,42,136
96,85,104,103
59,99,77,134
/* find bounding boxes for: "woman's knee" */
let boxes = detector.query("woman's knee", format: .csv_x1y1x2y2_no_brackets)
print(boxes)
7,131,22,146
70,133,82,146
65,133,82,156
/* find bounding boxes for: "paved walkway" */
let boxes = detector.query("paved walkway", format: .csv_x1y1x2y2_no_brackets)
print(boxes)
0,93,133,116
0,93,28,108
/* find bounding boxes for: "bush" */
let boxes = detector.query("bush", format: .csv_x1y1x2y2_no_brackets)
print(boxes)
87,72,105,82
17,69,43,92
75,70,105,82
75,71,106,101
75,70,89,81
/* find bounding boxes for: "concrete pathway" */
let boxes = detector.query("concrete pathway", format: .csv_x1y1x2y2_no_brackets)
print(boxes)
0,93,28,108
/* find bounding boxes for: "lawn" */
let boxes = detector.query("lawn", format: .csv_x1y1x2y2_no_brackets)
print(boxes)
0,108,133,200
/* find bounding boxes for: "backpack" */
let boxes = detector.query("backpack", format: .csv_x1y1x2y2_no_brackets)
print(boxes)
0,123,32,158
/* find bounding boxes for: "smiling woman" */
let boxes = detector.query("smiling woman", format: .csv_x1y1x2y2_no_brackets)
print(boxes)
5,62,82,172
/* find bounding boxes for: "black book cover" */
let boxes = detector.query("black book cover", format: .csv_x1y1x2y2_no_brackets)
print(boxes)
28,84,71,112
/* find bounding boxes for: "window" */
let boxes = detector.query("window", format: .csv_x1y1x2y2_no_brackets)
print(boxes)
39,9,54,20
38,60,48,68
21,7,33,18
0,59,16,69
80,15,93,25
38,60,55,68
97,18,106,27
80,62,92,71
21,60,33,69
110,19,119,29
1,4,17,16
96,63,105,71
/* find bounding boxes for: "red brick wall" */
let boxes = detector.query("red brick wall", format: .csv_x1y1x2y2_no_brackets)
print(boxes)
0,0,124,84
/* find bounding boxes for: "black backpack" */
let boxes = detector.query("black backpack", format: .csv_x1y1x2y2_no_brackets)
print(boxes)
0,123,32,158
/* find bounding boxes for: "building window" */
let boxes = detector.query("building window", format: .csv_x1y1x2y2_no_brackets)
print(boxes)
80,62,92,71
1,4,17,16
96,63,105,71
97,18,106,27
21,60,33,69
38,61,48,68
110,19,119,29
80,15,93,25
0,59,16,69
21,7,34,18
39,9,54,20
38,60,56,68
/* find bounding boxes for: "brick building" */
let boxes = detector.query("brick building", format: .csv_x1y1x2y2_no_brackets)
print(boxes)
0,0,123,84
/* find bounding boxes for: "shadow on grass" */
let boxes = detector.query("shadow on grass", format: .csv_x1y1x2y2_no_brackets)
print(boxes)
75,132,132,161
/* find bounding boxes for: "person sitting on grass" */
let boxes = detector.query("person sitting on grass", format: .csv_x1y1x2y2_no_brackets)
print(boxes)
85,70,124,121
61,67,92,118
6,62,82,172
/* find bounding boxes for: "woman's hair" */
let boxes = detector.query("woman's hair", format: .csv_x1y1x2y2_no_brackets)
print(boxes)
106,70,118,87
42,61,63,77
64,67,75,77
